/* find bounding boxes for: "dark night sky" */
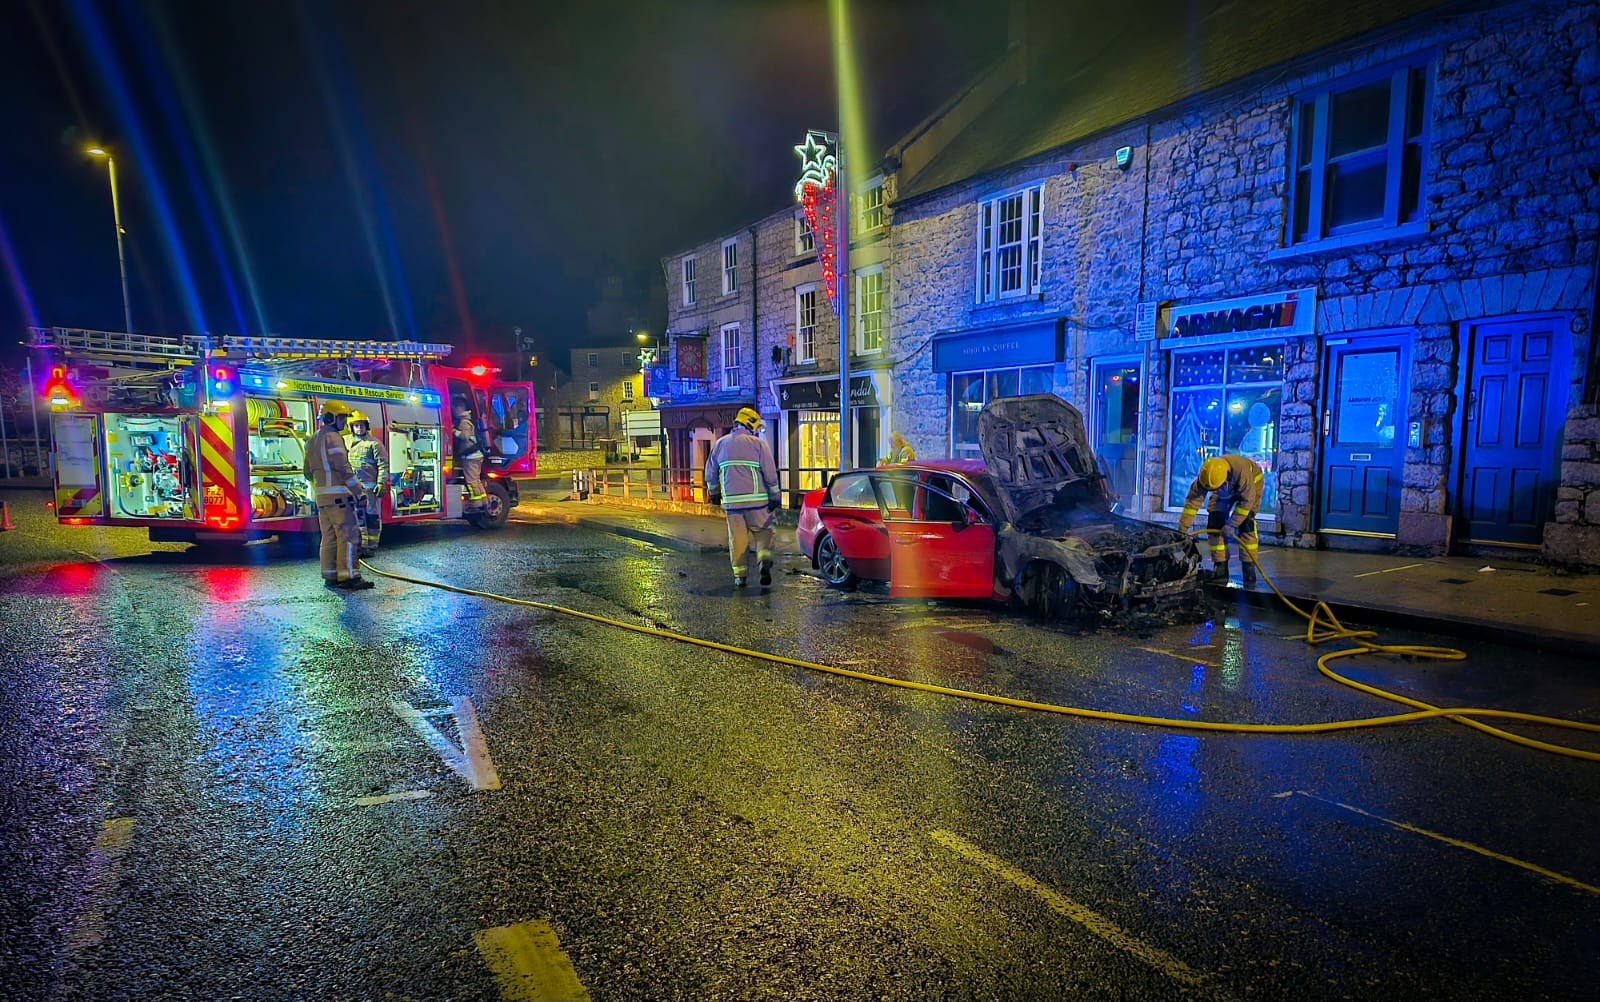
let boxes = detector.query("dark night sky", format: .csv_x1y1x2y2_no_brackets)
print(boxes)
0,0,1006,362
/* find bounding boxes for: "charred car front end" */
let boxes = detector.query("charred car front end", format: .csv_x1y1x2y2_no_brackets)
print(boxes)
978,395,1202,615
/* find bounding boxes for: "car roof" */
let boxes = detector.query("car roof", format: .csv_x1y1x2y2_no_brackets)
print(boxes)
862,458,991,479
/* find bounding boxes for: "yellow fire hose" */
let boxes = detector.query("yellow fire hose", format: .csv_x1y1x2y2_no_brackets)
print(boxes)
358,531,1600,763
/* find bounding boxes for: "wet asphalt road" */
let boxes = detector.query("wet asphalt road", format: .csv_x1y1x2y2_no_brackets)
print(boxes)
1,489,1598,1001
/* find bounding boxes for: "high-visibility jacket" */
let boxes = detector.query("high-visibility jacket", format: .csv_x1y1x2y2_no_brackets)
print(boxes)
1181,453,1264,526
303,423,363,503
347,432,389,489
706,425,779,511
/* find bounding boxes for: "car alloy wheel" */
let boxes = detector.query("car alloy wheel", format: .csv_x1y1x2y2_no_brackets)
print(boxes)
815,532,859,588
1020,561,1077,620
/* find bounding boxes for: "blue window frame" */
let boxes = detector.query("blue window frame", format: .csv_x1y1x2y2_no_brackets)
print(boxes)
1288,58,1433,246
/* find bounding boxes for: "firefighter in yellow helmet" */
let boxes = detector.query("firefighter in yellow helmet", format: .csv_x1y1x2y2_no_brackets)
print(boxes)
705,406,781,588
302,399,374,590
1177,454,1263,586
346,409,389,556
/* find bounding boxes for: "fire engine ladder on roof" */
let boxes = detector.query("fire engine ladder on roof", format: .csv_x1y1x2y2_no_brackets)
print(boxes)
29,327,454,364
28,326,204,362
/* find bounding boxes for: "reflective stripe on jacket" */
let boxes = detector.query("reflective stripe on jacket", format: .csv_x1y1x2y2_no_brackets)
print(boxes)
706,425,779,510
303,424,362,500
347,434,389,489
1182,453,1264,522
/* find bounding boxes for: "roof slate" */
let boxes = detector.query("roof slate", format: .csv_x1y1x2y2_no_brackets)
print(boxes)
898,0,1459,201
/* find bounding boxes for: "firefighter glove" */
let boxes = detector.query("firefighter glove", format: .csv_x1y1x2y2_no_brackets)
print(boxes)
767,497,780,513
1177,515,1193,534
708,489,722,506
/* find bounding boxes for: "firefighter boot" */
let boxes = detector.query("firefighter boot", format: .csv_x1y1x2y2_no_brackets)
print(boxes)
1240,561,1258,588
1210,565,1230,584
758,557,773,587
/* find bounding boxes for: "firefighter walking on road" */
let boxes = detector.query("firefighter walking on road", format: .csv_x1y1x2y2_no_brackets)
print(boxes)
346,410,389,556
1177,454,1263,586
303,400,374,591
706,407,781,589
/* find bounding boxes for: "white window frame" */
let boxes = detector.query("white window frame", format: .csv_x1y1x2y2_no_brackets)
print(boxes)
621,351,633,367
721,238,738,295
976,185,1044,302
681,256,696,305
795,213,814,255
586,352,599,368
720,322,742,390
587,381,600,401
859,178,885,232
622,381,634,400
795,284,818,363
855,266,885,355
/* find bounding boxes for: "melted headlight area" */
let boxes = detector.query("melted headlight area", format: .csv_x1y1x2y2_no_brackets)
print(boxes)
997,522,1203,618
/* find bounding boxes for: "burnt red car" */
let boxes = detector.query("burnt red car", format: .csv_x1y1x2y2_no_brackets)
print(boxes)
797,395,1202,616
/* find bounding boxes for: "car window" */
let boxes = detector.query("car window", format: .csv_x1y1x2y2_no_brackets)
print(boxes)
869,473,917,518
920,474,967,522
825,473,878,508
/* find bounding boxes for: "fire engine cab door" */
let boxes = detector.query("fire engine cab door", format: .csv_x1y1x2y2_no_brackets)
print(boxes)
52,413,106,518
879,477,995,599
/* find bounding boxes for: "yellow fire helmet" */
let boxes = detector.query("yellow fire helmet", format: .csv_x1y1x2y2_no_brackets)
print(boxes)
1198,456,1230,490
735,406,763,431
348,409,370,425
320,399,352,419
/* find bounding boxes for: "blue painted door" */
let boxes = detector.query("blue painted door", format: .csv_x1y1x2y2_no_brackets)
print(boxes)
1459,318,1568,546
1319,336,1408,535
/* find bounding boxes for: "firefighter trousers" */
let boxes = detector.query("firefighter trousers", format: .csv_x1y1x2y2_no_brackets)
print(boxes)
725,507,775,578
1206,508,1259,574
357,483,382,554
319,495,361,582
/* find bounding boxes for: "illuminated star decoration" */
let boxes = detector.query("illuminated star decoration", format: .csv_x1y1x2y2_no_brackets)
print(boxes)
793,130,840,307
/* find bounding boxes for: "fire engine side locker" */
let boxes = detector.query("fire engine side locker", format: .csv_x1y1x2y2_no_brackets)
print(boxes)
51,412,107,519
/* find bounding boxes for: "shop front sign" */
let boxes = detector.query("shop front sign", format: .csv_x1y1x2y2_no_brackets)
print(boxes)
777,374,877,410
1162,288,1317,342
931,320,1065,373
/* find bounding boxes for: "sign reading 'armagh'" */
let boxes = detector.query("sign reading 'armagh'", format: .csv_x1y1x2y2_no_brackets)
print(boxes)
1163,288,1318,341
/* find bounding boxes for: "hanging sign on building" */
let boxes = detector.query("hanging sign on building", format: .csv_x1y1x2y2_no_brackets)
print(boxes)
1162,287,1317,341
674,335,706,379
777,374,877,411
794,130,841,308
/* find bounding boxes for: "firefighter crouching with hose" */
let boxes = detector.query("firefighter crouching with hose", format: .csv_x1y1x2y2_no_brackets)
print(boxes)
303,400,375,591
346,409,389,556
1177,454,1263,587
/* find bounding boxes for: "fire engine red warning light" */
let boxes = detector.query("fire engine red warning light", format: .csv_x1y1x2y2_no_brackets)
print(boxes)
206,515,240,530
63,517,88,525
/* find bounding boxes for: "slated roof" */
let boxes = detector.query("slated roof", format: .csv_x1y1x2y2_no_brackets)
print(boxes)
899,0,1458,201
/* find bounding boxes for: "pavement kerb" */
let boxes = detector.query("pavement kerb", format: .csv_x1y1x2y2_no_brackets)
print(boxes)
1214,581,1600,658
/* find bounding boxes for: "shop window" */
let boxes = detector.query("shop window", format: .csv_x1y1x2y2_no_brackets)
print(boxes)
1288,59,1432,245
949,364,1053,458
1167,343,1284,514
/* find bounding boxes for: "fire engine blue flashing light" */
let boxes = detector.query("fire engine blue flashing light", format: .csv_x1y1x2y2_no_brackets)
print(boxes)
241,371,270,390
420,391,441,406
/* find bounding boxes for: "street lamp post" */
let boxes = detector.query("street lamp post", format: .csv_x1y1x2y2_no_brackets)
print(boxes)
86,147,132,334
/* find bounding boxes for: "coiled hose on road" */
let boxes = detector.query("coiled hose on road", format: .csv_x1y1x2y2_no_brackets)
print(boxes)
358,533,1600,763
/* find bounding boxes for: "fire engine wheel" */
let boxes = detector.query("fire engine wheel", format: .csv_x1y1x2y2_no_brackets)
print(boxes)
814,532,859,588
1017,561,1079,620
467,481,512,530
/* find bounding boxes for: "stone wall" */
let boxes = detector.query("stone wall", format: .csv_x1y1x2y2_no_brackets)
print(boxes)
888,0,1600,562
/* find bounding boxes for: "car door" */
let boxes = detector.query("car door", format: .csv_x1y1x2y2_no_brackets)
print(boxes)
817,472,890,580
880,472,996,599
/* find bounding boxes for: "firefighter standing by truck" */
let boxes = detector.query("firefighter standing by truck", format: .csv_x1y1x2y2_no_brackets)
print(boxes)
706,407,781,589
303,400,375,590
452,397,488,505
346,409,389,556
1177,454,1263,587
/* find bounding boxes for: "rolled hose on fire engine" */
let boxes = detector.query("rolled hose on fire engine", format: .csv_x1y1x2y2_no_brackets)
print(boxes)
357,536,1600,763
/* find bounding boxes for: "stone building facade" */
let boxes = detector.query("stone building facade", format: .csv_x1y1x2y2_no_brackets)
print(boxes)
889,0,1600,565
552,344,644,448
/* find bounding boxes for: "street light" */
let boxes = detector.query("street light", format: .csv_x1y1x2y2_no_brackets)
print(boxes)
86,146,133,334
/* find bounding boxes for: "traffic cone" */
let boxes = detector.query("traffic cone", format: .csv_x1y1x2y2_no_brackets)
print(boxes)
0,501,14,531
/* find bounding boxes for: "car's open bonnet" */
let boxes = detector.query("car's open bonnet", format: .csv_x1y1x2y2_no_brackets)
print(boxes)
976,394,1104,524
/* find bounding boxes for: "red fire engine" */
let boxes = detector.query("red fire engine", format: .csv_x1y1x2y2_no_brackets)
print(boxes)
29,327,536,544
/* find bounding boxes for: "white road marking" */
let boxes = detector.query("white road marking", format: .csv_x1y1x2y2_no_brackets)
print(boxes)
1274,790,1599,896
929,830,1218,992
390,697,503,791
475,919,590,1001
353,789,434,807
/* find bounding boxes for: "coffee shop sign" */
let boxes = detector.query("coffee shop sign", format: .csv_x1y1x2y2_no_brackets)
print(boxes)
1163,287,1317,341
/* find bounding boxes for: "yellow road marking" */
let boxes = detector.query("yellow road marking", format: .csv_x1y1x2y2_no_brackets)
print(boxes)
475,920,590,1001
353,790,433,807
1137,646,1220,668
1275,791,1599,895
929,830,1213,990
1352,562,1424,579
